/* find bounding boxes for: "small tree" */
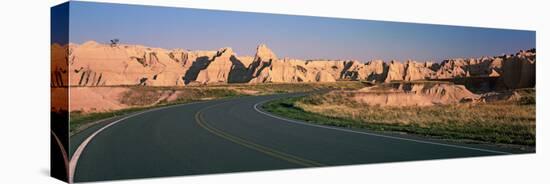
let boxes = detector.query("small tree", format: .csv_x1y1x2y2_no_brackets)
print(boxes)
110,39,120,47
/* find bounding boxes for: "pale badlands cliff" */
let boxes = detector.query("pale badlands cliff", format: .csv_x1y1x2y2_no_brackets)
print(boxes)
353,83,480,107
51,41,536,89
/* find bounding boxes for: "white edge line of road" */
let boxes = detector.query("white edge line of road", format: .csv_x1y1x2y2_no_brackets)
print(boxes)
253,99,513,155
68,101,206,184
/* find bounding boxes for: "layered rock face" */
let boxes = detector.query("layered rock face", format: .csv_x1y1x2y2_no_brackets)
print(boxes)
51,43,69,87
66,41,218,87
500,50,536,89
56,41,535,89
353,83,480,106
195,48,238,84
207,44,341,84
248,58,341,83
385,61,405,82
403,61,435,81
341,60,386,82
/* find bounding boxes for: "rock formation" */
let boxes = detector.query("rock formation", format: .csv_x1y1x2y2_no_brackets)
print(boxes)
501,50,536,89
403,60,434,81
353,83,480,106
51,43,69,87
195,47,240,84
55,41,535,89
385,61,405,82
248,44,277,79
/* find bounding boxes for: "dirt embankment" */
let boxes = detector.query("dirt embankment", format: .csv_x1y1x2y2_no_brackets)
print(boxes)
68,81,365,114
68,87,234,114
353,83,479,106
69,87,235,113
69,87,130,113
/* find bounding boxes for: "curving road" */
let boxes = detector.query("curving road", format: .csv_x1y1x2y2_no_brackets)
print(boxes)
69,93,527,182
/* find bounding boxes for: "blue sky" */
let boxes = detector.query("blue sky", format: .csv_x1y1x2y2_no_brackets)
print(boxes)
64,1,535,61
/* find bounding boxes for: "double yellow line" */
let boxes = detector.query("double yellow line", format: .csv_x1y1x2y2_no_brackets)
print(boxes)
195,103,325,168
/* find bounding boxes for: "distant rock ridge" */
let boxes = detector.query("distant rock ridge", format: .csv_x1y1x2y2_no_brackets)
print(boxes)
52,41,535,89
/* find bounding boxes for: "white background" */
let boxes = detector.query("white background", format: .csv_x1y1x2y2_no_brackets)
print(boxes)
0,0,548,183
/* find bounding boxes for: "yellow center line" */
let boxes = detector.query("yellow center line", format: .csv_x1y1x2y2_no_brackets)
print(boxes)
194,102,325,167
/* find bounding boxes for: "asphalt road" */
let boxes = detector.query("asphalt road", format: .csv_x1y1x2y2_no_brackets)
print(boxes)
70,93,529,182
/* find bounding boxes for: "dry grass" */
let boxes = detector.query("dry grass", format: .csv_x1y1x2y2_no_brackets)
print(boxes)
119,86,241,106
116,81,365,106
221,81,365,94
299,92,535,127
265,89,536,145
